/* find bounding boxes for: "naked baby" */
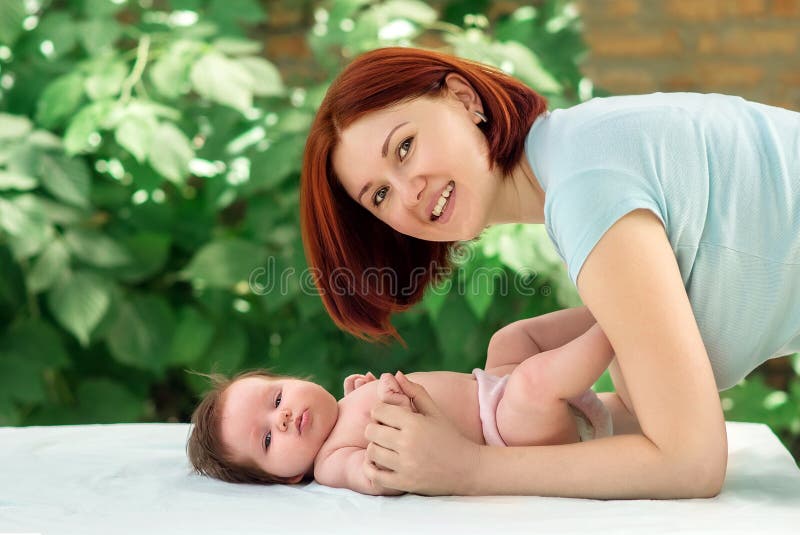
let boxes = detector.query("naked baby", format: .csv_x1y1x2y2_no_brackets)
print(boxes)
187,316,628,495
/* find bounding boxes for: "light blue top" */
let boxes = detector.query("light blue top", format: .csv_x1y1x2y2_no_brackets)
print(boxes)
525,92,800,391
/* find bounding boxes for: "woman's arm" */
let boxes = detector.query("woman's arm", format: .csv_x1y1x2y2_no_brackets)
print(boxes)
364,210,727,498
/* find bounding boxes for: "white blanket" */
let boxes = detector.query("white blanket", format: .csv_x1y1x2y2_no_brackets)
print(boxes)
1,421,798,534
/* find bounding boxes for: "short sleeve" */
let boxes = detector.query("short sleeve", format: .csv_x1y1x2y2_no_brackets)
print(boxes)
544,169,668,287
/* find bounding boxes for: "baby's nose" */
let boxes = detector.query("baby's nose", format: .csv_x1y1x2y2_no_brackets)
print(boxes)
280,410,292,430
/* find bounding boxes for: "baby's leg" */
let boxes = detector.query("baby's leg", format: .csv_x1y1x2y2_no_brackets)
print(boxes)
495,356,580,446
377,373,414,411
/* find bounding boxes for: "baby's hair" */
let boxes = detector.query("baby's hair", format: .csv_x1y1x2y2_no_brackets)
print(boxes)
185,368,310,485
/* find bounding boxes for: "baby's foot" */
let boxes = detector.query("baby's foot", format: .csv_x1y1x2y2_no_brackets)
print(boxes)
378,372,414,410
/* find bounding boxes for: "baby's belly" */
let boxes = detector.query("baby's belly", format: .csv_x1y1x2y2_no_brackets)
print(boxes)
406,371,485,445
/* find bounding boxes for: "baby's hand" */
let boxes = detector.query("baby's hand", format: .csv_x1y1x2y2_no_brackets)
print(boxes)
343,372,377,395
377,372,414,411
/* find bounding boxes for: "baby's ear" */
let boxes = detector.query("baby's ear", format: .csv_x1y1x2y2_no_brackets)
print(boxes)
287,473,304,484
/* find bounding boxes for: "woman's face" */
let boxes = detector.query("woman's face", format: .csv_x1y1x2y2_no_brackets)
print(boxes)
332,78,502,242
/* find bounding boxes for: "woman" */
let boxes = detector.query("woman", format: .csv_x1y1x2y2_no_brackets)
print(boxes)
299,47,800,498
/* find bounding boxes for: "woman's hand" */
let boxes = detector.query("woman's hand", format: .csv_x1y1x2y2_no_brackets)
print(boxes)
363,371,481,496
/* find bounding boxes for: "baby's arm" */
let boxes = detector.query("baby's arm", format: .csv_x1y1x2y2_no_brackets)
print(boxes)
315,447,405,496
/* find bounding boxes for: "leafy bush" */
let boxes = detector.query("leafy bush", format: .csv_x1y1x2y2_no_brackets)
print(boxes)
0,0,796,463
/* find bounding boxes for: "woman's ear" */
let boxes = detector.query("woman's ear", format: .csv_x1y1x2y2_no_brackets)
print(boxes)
443,73,484,121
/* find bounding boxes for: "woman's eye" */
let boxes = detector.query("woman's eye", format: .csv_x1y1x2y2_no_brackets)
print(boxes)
372,186,389,207
397,137,413,161
264,431,271,450
275,392,281,408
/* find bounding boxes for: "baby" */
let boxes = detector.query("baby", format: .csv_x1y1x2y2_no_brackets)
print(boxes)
187,318,617,495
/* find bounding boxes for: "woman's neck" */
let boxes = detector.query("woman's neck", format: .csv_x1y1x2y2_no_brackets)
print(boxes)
487,155,546,226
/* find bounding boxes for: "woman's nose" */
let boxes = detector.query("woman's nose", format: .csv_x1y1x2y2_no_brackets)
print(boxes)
397,176,425,207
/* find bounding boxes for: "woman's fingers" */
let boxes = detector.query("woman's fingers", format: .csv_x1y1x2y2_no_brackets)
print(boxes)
365,440,400,471
393,371,439,416
370,401,417,430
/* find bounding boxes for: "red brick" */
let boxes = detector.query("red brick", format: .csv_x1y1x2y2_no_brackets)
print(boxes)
264,34,311,61
666,0,767,21
266,3,306,28
590,67,657,93
772,0,800,16
697,28,797,56
696,62,765,87
585,29,683,58
577,0,640,18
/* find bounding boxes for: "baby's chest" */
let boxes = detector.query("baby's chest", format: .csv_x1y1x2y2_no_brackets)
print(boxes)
320,392,375,455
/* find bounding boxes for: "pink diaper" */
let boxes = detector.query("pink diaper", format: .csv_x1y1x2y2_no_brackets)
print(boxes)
472,368,613,446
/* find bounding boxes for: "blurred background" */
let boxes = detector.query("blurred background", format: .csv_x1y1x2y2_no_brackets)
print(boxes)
0,0,797,464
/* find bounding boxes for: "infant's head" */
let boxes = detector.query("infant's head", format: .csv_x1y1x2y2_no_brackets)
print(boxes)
186,369,338,485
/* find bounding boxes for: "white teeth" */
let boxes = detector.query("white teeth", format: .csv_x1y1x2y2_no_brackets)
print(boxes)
431,181,454,218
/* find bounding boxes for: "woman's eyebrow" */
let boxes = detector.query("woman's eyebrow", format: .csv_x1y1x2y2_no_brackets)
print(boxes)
357,121,410,204
381,121,409,157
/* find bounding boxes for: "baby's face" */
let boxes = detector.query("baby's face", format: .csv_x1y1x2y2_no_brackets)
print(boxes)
219,376,338,482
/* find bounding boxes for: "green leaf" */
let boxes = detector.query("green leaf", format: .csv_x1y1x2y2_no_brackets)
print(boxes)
114,232,171,283
149,40,203,99
27,238,70,293
168,306,215,366
0,170,37,190
212,37,262,55
0,318,70,368
36,72,85,129
76,378,143,423
0,0,25,46
464,268,495,320
236,56,285,97
34,11,77,59
63,100,115,155
207,0,265,35
190,51,254,112
0,113,32,140
114,114,157,163
187,321,247,394
181,237,267,288
247,133,305,192
47,270,113,347
148,122,194,184
0,354,46,404
64,228,132,268
77,18,122,54
0,195,53,260
81,0,126,18
106,294,175,371
38,153,91,208
491,40,563,93
84,61,128,100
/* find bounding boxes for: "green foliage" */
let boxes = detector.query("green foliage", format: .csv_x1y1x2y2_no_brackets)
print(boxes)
0,0,796,463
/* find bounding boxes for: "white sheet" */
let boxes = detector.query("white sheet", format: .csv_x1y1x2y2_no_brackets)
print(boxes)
1,421,798,534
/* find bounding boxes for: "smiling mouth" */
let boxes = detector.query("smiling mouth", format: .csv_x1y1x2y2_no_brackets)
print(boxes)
430,180,455,221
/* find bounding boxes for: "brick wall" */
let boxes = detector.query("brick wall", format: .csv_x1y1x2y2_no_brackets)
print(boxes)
260,0,800,111
577,0,800,111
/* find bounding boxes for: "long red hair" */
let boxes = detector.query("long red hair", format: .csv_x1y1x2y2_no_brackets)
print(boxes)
300,47,548,342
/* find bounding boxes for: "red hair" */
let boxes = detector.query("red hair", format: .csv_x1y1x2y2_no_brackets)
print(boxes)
300,47,548,342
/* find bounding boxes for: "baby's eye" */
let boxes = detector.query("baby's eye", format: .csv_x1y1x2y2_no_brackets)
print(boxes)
398,137,413,161
372,186,389,207
275,392,281,408
264,431,271,450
